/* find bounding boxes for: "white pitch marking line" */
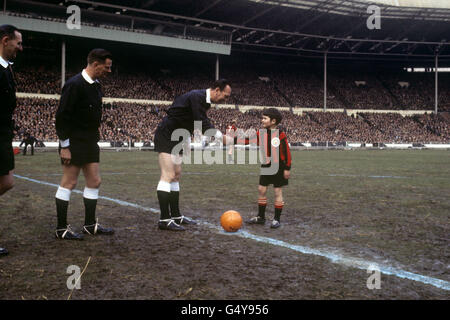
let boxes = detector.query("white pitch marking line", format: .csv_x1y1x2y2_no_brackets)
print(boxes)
17,172,412,178
14,174,450,291
14,175,158,213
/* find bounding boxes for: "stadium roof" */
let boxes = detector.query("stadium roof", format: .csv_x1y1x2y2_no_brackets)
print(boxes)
363,0,450,9
3,0,450,59
250,0,450,12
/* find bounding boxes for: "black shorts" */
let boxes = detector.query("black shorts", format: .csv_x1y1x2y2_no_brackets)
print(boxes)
154,124,184,155
59,139,100,166
0,140,14,176
259,165,288,188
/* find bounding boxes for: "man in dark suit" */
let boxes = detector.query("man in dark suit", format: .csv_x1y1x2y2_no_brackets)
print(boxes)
154,79,232,231
54,48,114,240
0,24,23,256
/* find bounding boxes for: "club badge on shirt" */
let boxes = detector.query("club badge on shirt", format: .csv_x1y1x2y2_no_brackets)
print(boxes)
271,137,280,148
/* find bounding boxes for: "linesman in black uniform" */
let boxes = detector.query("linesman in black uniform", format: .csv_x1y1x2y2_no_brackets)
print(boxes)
0,25,22,256
154,79,232,231
54,49,114,240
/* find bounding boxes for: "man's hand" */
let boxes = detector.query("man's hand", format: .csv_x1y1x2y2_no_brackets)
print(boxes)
284,170,290,180
60,148,71,165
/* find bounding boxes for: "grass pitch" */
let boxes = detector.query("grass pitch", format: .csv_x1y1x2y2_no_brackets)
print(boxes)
0,148,448,299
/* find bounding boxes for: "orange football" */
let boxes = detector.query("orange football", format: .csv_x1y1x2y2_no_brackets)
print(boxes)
220,210,242,232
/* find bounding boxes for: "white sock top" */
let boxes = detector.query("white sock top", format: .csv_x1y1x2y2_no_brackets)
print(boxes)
157,180,171,193
83,187,99,200
170,182,180,192
55,186,71,201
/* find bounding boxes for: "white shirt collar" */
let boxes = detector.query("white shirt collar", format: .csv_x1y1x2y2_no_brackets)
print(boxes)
82,69,98,84
0,55,13,69
206,88,211,104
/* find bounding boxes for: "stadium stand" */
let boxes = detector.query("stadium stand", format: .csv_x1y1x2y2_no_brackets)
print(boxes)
13,98,449,144
6,0,450,146
14,61,449,111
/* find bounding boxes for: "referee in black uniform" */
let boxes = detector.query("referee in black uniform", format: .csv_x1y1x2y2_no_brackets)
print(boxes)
154,79,232,231
54,49,114,240
0,25,22,256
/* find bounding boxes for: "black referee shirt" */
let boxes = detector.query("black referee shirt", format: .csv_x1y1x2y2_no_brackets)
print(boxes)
0,63,17,141
163,89,215,135
55,72,103,142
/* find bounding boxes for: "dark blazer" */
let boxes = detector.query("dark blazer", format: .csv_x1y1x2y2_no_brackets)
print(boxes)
0,64,16,141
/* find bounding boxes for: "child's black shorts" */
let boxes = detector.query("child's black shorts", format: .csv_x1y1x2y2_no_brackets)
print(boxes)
259,164,288,188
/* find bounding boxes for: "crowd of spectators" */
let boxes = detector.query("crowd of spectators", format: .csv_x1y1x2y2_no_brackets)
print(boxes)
15,66,61,94
14,98,58,141
15,63,450,112
101,102,168,144
219,109,449,144
358,112,442,143
221,67,289,107
269,71,332,109
377,71,435,110
414,113,450,139
12,98,450,144
328,72,394,110
13,98,168,144
10,55,449,144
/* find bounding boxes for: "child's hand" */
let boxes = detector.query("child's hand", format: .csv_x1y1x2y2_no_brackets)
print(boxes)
284,170,290,179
